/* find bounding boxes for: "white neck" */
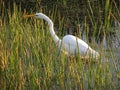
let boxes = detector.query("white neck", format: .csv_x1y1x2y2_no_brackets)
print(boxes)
41,14,61,44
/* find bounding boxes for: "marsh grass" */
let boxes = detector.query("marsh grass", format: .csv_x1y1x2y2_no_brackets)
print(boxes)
0,0,120,90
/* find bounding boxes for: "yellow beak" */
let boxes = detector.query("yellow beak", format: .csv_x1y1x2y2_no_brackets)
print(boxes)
23,14,35,18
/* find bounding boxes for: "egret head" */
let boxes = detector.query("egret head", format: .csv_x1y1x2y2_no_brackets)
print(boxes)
34,13,45,19
23,13,53,26
23,13,44,19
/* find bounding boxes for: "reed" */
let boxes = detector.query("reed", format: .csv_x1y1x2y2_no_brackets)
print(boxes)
0,0,120,89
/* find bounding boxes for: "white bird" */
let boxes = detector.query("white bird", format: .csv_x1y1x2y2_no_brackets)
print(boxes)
24,13,99,59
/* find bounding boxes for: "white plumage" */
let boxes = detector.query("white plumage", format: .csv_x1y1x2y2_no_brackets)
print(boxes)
24,13,99,59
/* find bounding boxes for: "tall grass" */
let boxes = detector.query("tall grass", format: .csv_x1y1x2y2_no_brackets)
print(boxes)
0,0,120,89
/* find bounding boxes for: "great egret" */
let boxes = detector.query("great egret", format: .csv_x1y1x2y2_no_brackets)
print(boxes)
24,13,99,59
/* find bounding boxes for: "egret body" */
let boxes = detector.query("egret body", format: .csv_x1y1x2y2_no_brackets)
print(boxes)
24,13,99,59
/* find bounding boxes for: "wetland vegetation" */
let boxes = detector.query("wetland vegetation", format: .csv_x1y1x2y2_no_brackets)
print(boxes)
0,0,120,89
